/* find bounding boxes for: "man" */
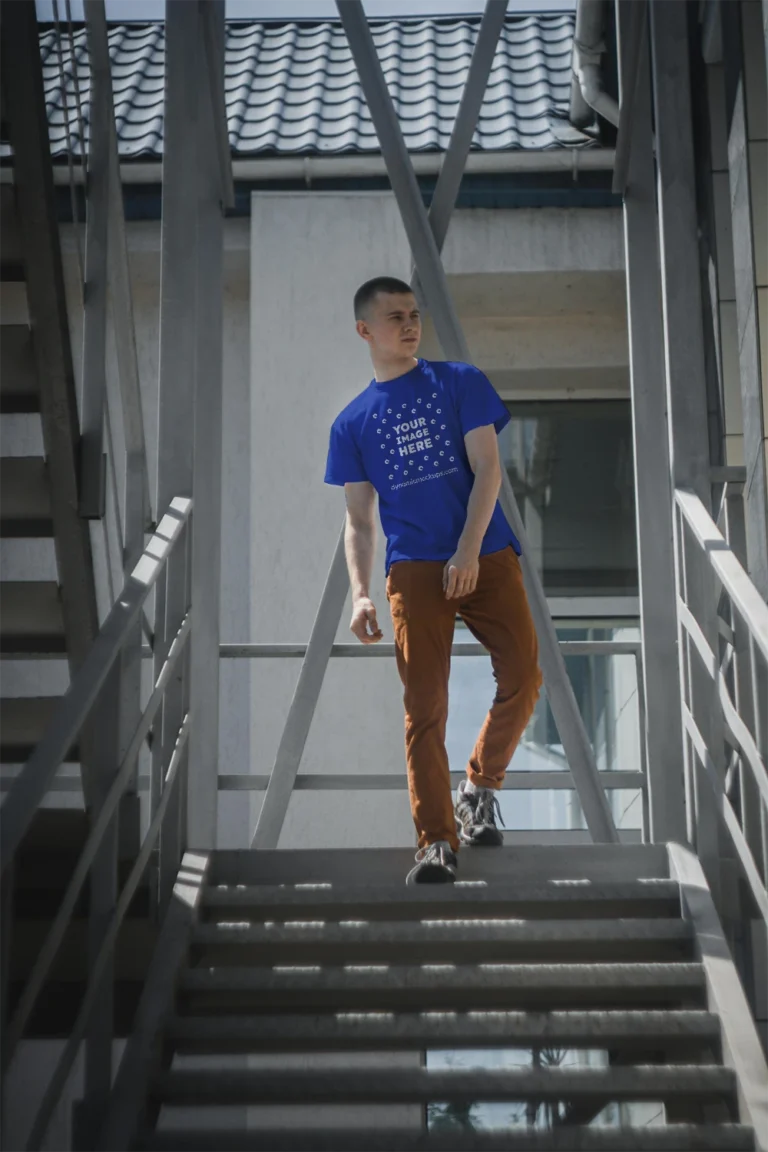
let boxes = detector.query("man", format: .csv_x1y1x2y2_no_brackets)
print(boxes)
325,276,542,884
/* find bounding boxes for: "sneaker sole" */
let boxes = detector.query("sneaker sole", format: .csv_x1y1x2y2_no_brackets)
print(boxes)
405,861,457,886
457,822,504,847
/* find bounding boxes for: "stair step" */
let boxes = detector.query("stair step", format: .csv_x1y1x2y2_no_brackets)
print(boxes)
152,1064,737,1108
179,962,706,1012
201,880,683,922
0,457,52,537
210,844,670,887
0,696,78,762
168,1008,722,1055
143,1125,757,1152
0,581,65,653
190,919,694,965
0,325,38,413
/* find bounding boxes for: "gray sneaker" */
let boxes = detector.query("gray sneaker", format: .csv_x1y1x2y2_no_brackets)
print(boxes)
405,841,457,885
455,779,505,846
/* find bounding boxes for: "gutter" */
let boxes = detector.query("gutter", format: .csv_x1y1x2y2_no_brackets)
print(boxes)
570,0,620,130
0,148,616,186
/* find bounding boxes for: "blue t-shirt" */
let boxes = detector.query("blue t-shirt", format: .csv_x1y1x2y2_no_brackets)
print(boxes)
324,359,521,573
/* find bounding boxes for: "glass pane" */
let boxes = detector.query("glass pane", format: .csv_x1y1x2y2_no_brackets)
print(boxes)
499,401,637,596
448,623,643,834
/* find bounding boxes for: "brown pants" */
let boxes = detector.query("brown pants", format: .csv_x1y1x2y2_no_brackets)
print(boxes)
386,546,542,852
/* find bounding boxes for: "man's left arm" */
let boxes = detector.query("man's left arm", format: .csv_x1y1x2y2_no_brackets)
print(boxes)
443,424,502,600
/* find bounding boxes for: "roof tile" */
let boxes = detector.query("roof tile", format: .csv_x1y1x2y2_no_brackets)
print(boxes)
18,13,584,161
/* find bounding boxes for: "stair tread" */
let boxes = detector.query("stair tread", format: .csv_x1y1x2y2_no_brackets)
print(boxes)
0,696,78,762
0,325,38,413
210,845,669,887
182,962,704,990
154,1064,736,1105
191,918,693,965
202,880,682,922
0,580,65,652
169,1007,722,1052
143,1125,757,1152
0,457,52,536
179,962,706,1011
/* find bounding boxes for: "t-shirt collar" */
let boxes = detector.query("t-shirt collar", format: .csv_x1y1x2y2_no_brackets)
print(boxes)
371,358,423,389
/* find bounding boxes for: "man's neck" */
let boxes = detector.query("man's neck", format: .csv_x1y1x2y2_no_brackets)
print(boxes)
372,353,419,383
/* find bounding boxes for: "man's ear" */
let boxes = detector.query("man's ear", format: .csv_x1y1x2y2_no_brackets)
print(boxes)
356,319,371,343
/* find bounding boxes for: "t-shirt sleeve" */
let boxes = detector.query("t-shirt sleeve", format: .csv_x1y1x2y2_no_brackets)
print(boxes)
324,418,369,486
454,363,510,436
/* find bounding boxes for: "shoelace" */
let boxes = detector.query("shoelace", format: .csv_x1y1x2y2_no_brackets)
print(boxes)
475,789,506,828
415,841,452,863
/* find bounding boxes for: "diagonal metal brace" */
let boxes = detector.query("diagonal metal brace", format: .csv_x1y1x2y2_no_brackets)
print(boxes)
338,0,618,844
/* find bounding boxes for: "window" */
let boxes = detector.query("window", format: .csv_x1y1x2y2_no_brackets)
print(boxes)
499,401,637,597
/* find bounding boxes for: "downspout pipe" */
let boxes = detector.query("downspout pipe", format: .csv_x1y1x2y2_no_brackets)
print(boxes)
570,0,620,129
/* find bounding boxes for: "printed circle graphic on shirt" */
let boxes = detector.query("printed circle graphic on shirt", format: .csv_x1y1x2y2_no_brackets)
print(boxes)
432,393,437,398
440,451,444,456
437,409,441,414
389,474,393,479
450,456,455,462
427,404,432,409
419,466,423,470
441,424,446,430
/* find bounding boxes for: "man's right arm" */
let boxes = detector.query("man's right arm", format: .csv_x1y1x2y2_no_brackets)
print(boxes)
344,481,383,645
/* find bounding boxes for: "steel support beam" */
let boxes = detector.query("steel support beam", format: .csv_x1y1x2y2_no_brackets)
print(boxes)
616,0,686,844
157,1,225,854
412,0,508,279
79,3,110,520
187,0,226,851
649,0,726,898
199,0,235,212
338,0,618,845
251,527,350,849
612,0,647,196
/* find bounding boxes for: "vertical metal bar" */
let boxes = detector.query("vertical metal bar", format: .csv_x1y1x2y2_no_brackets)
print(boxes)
157,0,199,869
199,0,235,211
612,0,647,195
251,524,350,849
79,3,110,519
337,0,618,844
187,0,226,851
79,664,121,1149
616,0,686,844
649,0,714,505
634,648,650,843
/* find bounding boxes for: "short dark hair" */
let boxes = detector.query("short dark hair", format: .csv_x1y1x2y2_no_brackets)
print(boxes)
354,276,414,321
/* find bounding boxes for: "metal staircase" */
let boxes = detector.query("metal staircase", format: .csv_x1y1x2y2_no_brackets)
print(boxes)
0,172,97,780
100,843,765,1151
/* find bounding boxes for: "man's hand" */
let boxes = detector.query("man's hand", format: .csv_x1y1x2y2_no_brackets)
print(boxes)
350,596,383,644
443,547,480,600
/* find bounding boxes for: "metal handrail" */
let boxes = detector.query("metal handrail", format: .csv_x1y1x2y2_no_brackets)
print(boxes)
674,487,768,925
0,497,192,1148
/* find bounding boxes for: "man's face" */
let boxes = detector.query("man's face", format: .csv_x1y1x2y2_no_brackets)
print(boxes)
357,291,422,359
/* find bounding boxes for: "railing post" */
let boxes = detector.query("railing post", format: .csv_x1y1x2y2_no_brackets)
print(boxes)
74,663,121,1150
187,0,226,851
